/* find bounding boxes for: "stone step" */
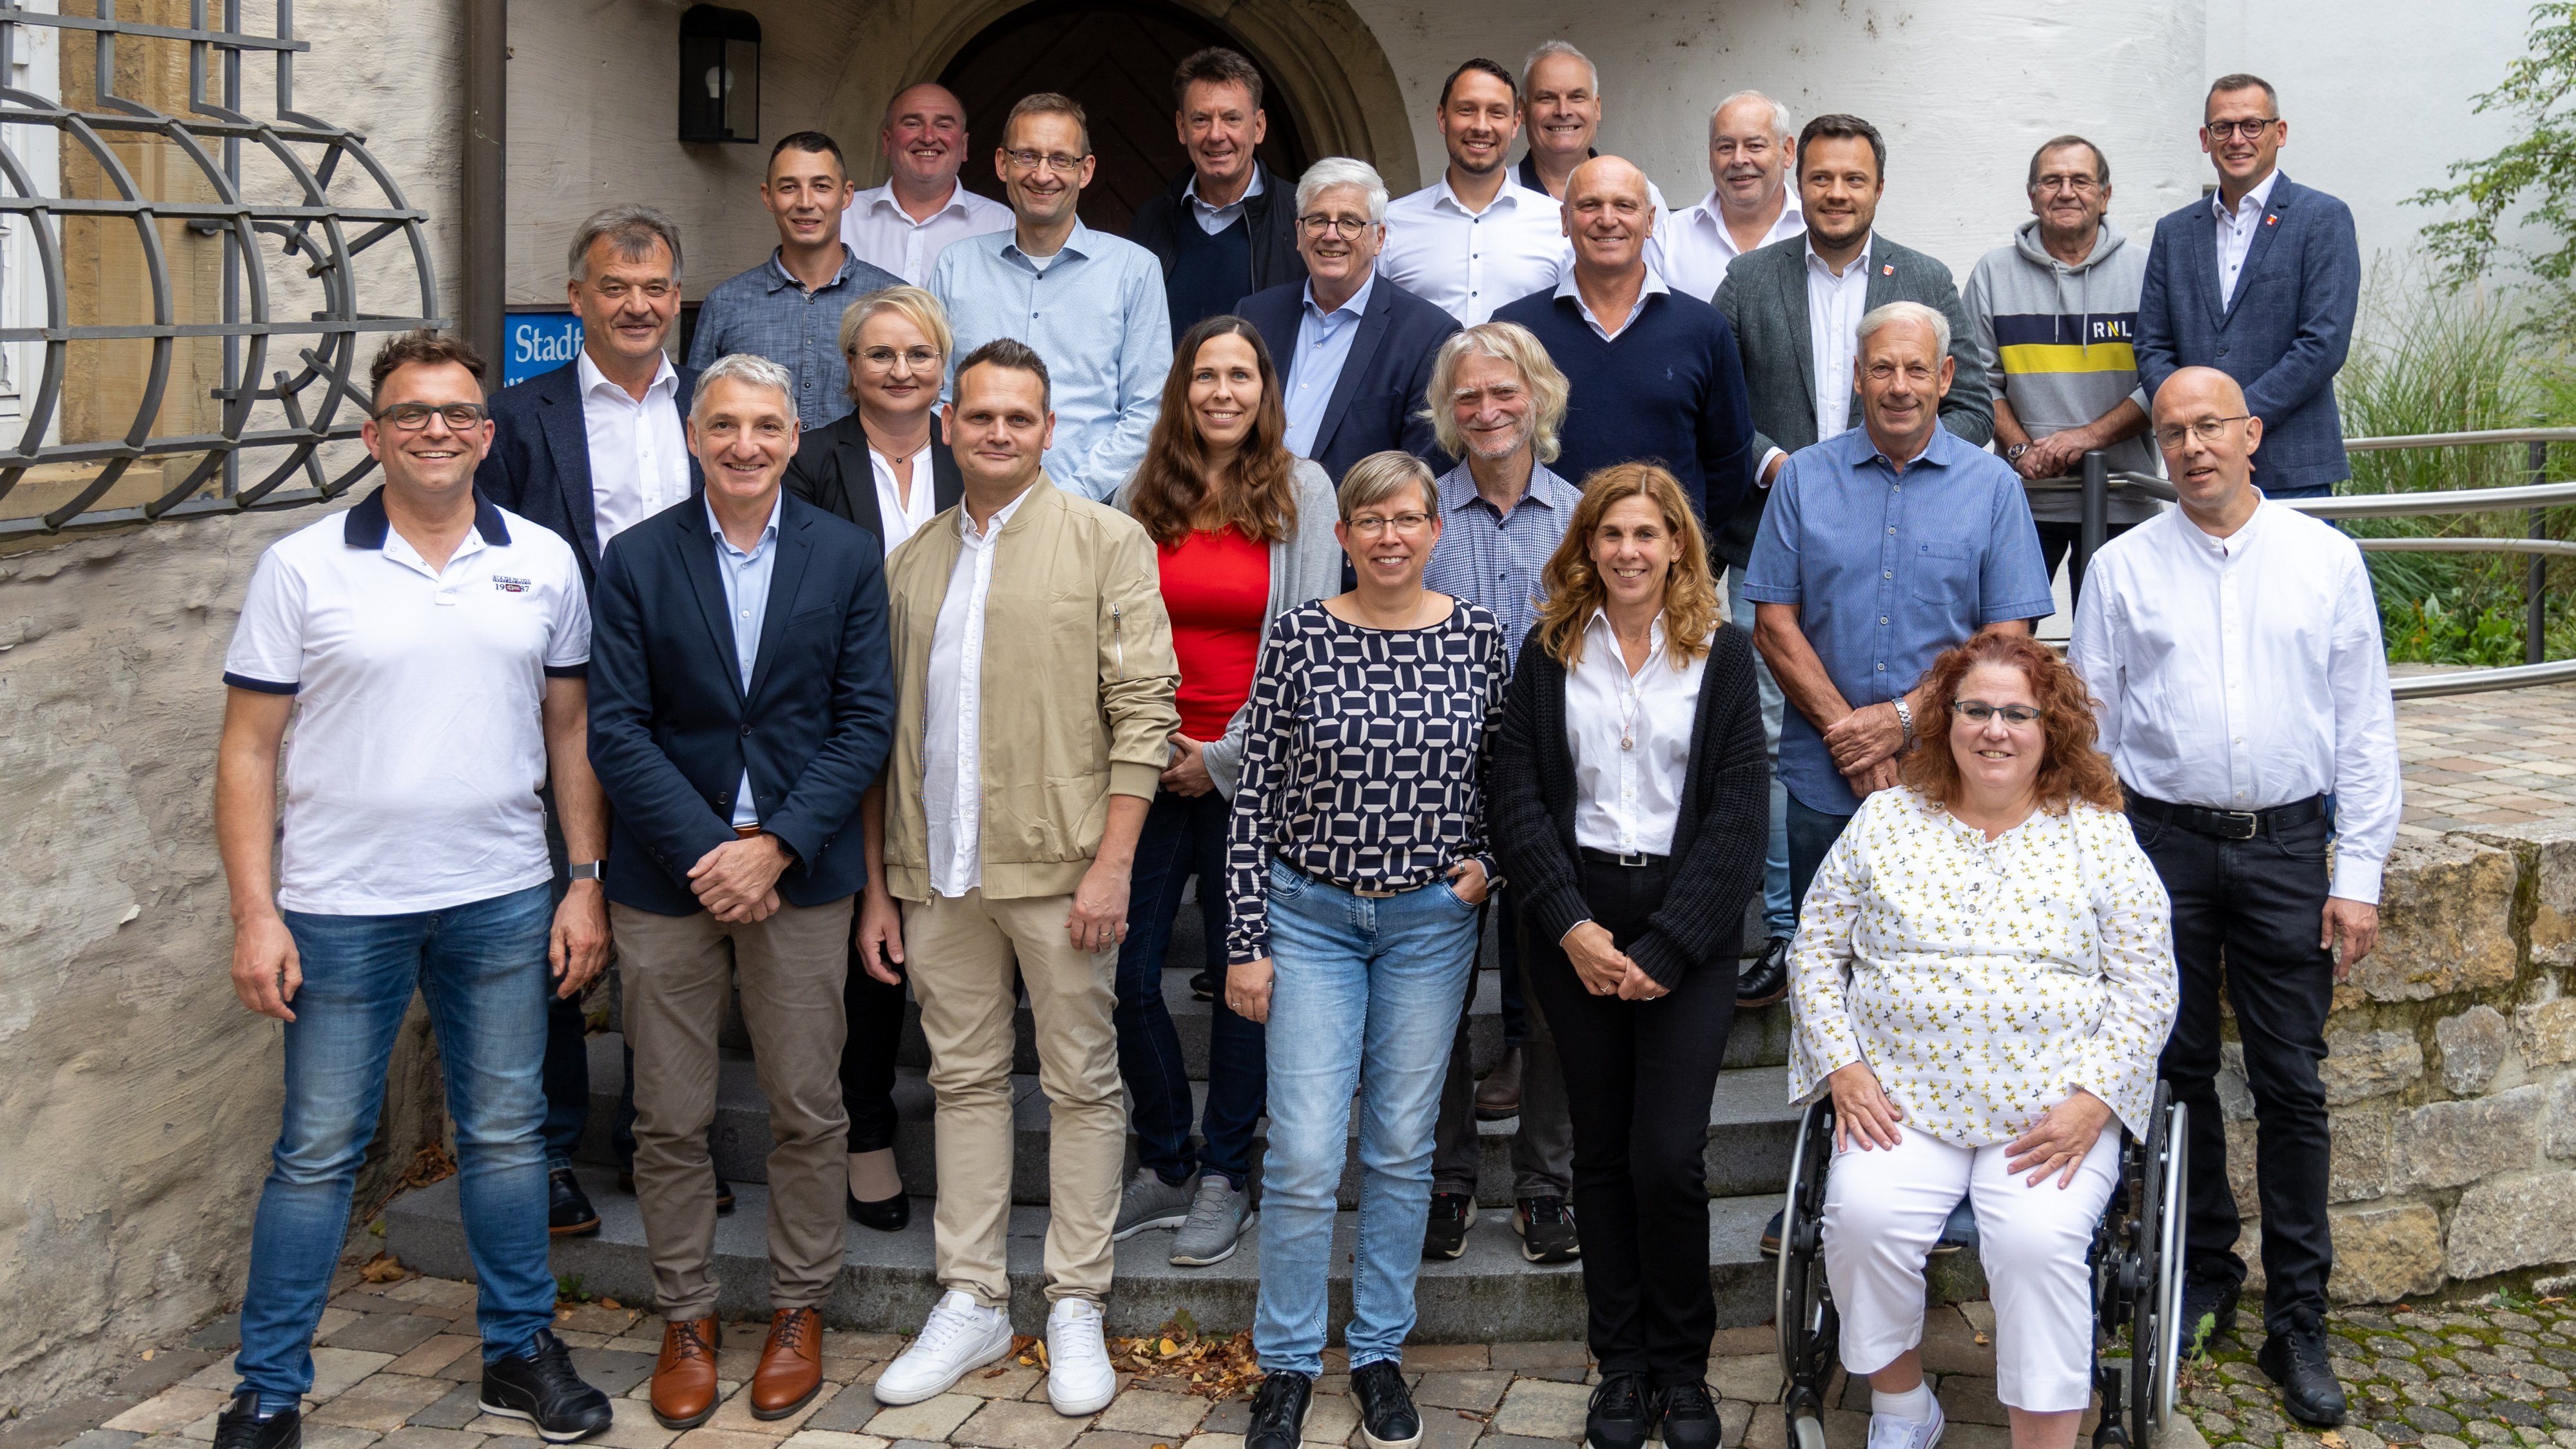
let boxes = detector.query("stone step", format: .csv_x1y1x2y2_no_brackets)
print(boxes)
576,1032,1803,1207
384,1164,1788,1340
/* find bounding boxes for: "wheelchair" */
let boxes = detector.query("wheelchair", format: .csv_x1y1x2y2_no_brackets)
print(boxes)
1775,1082,2188,1449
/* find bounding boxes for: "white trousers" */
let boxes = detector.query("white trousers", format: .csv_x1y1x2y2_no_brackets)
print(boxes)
1820,1123,2120,1413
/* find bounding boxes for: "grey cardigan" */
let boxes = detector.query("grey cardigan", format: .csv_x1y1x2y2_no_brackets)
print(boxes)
1118,458,1342,798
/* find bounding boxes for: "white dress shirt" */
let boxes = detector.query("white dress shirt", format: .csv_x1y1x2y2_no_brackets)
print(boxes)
1378,173,1570,325
1659,188,1804,302
923,487,1033,896
576,350,690,552
841,179,1015,286
2210,168,2282,310
868,442,939,553
1566,611,1710,856
1554,264,1670,343
1187,167,1263,235
1755,233,1876,483
2067,500,2401,902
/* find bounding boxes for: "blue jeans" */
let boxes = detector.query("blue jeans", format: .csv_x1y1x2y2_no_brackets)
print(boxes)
1254,861,1480,1377
234,883,558,1414
1785,794,1856,924
1114,790,1265,1187
1731,582,1794,936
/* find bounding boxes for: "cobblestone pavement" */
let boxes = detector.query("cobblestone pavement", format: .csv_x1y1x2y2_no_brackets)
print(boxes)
2391,676,2576,835
2182,1295,2576,1449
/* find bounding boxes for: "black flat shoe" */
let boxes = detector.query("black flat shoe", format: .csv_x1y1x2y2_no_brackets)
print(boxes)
482,1328,614,1441
1190,969,1216,1001
2258,1311,2348,1427
1737,936,1790,1008
547,1168,601,1237
849,1190,911,1231
2180,1273,2241,1357
1656,1381,1722,1449
212,1393,300,1449
1584,1372,1651,1449
1351,1360,1422,1449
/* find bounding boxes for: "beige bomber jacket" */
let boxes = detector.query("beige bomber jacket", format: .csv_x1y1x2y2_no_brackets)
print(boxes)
879,475,1181,902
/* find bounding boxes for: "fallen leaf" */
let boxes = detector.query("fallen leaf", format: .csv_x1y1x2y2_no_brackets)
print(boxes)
358,1251,407,1283
2321,1432,2349,1449
984,1366,1008,1379
1973,1332,1989,1347
141,1349,155,1361
600,1299,621,1310
1159,1337,1183,1357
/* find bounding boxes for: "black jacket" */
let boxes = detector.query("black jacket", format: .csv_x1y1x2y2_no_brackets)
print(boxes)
1488,622,1771,988
783,410,964,546
476,357,705,593
1129,159,1305,302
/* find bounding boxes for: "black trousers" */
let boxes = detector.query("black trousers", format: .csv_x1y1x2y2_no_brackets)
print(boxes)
2131,798,2336,1332
839,951,909,1156
1524,856,1739,1385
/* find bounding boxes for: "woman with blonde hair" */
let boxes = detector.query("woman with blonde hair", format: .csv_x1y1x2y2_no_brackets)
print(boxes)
1487,462,1769,1449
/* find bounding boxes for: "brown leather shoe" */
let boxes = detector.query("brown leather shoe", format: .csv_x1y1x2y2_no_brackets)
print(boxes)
650,1316,722,1429
750,1306,825,1419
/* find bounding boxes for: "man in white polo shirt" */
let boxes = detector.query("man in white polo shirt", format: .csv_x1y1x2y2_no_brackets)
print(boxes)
213,332,614,1448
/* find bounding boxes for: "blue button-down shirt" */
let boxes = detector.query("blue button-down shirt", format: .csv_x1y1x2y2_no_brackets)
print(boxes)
928,220,1173,501
706,490,784,826
1742,424,2054,816
1283,272,1376,459
688,245,904,430
1422,458,1582,658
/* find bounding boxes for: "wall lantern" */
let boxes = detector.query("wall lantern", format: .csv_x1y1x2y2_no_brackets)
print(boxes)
678,5,761,144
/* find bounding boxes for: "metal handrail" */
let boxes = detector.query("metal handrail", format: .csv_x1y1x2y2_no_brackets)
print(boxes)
2343,426,2576,452
2277,480,2576,518
2392,658,2576,700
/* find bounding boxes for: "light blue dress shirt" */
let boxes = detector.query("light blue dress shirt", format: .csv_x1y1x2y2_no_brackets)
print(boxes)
928,219,1173,501
705,491,783,827
1282,273,1375,460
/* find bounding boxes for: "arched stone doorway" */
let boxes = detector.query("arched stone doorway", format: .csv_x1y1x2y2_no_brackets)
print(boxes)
941,0,1310,234
817,0,1419,228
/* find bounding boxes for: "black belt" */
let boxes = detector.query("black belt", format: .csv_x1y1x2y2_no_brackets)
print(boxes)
1578,846,1668,868
2127,791,2325,842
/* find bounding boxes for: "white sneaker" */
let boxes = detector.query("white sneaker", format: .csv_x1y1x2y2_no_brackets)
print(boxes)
874,1290,1013,1405
1043,1297,1118,1416
1864,1399,1947,1449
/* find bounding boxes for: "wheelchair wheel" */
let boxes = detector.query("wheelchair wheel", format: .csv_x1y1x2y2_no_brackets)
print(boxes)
2137,1086,2187,1441
1776,1098,1839,1449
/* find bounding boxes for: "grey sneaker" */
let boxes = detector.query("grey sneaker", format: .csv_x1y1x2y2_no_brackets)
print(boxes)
1113,1166,1195,1240
1170,1174,1254,1266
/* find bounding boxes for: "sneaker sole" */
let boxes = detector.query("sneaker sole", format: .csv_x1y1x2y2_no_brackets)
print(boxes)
1361,1423,1424,1449
1048,1376,1118,1417
1112,1212,1191,1241
1171,1211,1256,1267
1473,1101,1520,1121
870,1329,1015,1405
477,1400,613,1443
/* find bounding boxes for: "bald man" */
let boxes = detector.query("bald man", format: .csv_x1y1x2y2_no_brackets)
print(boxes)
2069,366,2395,1428
843,81,1013,284
1492,155,1757,527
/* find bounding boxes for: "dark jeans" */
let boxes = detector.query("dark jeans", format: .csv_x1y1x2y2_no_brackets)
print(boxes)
1786,793,1857,922
839,950,908,1156
2131,795,2337,1332
1525,856,1737,1385
2035,519,2138,611
1114,789,1265,1187
1432,887,1573,1199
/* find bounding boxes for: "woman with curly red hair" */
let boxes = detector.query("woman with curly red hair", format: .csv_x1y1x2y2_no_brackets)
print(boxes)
1786,628,2177,1449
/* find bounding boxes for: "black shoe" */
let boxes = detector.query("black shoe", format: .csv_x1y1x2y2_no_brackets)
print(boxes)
2258,1311,2348,1428
212,1394,300,1449
849,1189,911,1232
1657,1381,1723,1449
1585,1372,1652,1449
482,1328,614,1442
1351,1360,1423,1449
547,1168,601,1237
2179,1273,2240,1358
1245,1369,1315,1449
1516,1195,1580,1263
615,1166,734,1213
1737,936,1790,1009
1423,1192,1475,1259
1759,1208,1783,1257
1191,969,1216,1001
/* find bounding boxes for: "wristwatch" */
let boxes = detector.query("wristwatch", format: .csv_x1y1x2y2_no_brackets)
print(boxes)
1892,698,1915,749
567,861,605,882
2005,442,2031,461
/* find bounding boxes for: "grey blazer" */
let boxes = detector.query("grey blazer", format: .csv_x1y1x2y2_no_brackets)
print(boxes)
1118,458,1342,798
1710,232,1994,569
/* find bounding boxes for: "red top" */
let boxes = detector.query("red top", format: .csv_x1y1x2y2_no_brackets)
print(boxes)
1157,526,1272,741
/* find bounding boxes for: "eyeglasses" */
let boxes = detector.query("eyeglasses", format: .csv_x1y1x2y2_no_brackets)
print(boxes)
2032,174,2101,194
1298,214,1375,238
855,346,941,371
2152,415,2252,450
2203,117,2279,141
1951,700,2044,726
1004,148,1086,175
374,402,487,431
590,279,677,302
1347,511,1432,537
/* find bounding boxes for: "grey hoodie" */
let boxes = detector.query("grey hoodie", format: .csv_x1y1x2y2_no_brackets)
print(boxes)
1962,218,2163,524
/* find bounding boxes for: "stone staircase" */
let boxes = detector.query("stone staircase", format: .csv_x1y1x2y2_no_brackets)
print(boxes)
385,895,1806,1339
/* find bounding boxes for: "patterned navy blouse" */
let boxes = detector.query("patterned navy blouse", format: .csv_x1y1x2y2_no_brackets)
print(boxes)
1223,598,1511,965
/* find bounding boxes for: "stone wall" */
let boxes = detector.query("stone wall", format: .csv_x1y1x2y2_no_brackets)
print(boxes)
2221,822,2576,1304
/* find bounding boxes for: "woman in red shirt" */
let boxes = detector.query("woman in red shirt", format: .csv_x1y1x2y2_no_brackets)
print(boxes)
1111,315,1342,1267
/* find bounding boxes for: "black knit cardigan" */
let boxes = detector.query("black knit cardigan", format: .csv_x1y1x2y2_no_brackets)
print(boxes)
1488,620,1773,989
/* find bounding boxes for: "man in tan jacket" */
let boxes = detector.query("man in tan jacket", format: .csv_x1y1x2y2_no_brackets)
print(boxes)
864,337,1179,1415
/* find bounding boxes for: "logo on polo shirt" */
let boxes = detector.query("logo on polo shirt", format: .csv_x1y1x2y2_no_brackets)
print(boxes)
492,574,532,594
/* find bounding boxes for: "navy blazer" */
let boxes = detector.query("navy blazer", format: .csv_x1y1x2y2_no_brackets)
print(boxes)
586,491,895,915
2135,170,2359,495
476,356,705,592
1236,273,1459,488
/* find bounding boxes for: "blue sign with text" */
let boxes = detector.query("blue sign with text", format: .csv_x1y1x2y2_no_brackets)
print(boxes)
504,313,584,387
